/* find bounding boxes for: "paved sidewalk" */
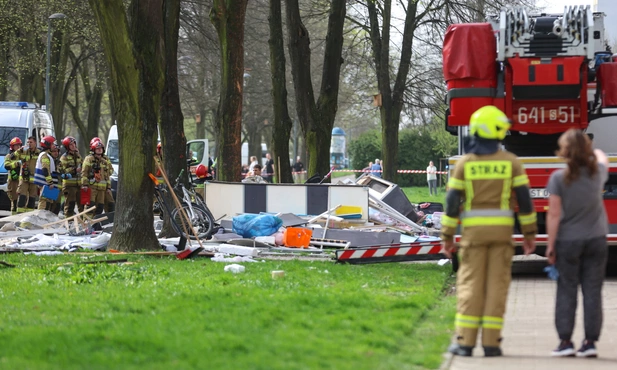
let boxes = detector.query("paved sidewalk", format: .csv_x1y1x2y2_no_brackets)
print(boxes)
446,277,617,369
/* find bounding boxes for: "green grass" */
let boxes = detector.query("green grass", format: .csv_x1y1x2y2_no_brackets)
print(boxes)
402,186,446,206
331,171,352,179
0,255,454,370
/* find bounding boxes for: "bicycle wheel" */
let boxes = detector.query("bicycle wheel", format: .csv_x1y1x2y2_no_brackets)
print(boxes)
170,203,214,240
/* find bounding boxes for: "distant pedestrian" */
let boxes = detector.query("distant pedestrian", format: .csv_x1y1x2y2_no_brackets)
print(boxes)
292,156,304,173
427,161,437,195
264,153,274,183
546,129,609,358
370,159,382,178
242,164,267,184
248,156,258,172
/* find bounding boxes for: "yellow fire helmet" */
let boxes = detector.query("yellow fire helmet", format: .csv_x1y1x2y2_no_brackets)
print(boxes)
469,105,511,140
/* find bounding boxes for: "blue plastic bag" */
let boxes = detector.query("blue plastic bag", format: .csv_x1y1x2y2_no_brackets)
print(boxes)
232,214,283,238
544,265,559,281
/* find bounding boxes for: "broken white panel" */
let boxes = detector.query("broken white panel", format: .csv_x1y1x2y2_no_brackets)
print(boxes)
267,185,306,215
203,182,244,221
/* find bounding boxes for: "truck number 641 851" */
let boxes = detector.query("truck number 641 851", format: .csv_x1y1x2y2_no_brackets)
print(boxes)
517,106,575,124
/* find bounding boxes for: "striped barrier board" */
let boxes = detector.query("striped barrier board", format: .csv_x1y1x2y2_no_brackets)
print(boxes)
336,234,617,265
335,241,444,264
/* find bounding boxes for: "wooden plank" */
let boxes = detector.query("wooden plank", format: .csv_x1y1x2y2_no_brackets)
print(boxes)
154,157,205,247
79,258,128,265
42,206,96,228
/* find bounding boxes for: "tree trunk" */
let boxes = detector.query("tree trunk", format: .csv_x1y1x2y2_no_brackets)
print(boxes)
87,83,103,141
196,106,206,139
268,0,293,183
285,0,346,180
17,27,36,103
158,0,186,239
367,0,417,183
89,0,165,251
210,0,248,182
0,33,9,101
247,125,261,163
19,73,34,102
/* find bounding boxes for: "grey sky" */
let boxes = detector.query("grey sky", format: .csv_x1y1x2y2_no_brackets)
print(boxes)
538,0,593,13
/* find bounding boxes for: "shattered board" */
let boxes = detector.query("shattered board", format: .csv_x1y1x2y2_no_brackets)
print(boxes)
226,239,272,248
277,213,308,227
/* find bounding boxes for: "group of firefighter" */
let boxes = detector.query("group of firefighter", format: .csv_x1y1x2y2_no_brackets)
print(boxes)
3,135,114,217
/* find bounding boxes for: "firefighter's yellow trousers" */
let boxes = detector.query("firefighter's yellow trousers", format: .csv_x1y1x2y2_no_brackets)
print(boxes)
455,241,514,348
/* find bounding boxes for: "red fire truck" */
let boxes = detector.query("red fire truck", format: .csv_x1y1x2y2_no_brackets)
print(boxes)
443,6,617,263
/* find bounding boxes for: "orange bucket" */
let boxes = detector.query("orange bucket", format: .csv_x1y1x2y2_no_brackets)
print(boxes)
283,227,312,248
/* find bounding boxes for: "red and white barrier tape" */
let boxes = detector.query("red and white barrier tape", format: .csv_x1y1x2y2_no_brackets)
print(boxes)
291,169,447,175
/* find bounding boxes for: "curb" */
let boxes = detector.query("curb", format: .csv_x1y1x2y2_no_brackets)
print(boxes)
439,351,454,370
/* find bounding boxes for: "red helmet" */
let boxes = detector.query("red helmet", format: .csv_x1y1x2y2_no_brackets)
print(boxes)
40,136,56,150
9,137,22,147
157,142,162,154
62,136,76,150
90,137,104,152
195,164,208,179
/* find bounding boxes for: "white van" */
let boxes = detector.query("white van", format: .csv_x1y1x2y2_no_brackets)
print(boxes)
106,124,119,176
107,126,213,199
0,101,55,209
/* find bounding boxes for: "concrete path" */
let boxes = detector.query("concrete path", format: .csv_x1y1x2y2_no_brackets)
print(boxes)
445,277,617,369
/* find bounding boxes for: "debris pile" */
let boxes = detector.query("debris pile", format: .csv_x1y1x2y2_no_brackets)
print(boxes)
0,175,446,267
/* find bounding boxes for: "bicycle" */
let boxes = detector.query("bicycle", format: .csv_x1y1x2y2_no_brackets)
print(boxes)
150,165,216,240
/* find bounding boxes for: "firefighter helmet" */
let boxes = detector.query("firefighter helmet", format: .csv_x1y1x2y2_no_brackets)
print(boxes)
90,137,104,152
9,137,22,147
40,136,56,151
469,105,511,141
62,136,77,150
195,164,208,179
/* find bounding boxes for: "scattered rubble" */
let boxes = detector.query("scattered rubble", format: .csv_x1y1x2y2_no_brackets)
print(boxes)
0,175,446,266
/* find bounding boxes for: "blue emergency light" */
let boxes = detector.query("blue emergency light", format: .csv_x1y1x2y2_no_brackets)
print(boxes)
0,101,31,108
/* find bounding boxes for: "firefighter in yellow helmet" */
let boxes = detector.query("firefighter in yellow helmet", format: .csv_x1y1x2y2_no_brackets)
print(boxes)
442,105,537,357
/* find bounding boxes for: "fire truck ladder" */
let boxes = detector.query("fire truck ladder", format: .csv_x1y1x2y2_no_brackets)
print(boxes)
497,5,594,60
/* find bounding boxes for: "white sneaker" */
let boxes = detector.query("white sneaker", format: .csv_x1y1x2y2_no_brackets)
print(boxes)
551,340,575,357
576,340,598,358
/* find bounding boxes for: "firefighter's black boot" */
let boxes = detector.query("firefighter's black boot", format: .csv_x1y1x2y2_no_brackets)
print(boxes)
448,343,473,357
27,197,36,210
484,346,502,357
66,201,76,217
16,195,28,213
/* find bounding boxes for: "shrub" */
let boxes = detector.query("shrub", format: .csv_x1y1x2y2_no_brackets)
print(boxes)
348,129,381,170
